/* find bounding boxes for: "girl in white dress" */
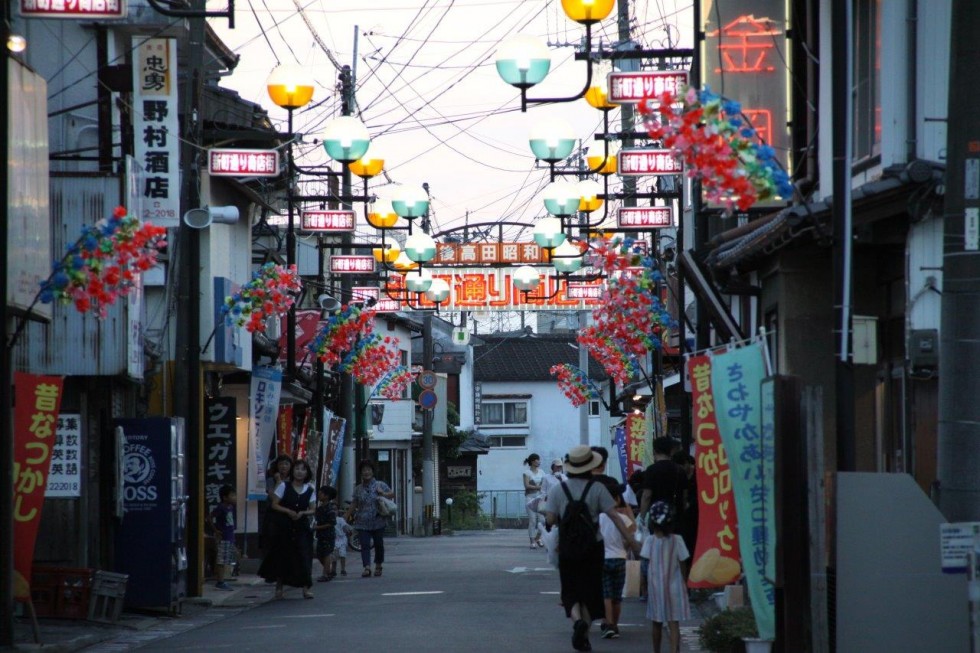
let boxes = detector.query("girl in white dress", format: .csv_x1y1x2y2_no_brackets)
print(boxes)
641,501,690,653
522,454,546,548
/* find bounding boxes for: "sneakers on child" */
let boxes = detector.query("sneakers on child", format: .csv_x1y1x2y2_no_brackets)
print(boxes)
215,582,234,591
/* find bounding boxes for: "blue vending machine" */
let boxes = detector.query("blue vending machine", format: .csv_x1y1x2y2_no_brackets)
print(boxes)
114,417,187,612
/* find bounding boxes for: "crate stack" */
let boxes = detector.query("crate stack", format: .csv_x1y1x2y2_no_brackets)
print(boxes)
88,570,129,623
30,567,93,619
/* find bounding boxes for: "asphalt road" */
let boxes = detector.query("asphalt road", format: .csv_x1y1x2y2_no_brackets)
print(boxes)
114,530,704,652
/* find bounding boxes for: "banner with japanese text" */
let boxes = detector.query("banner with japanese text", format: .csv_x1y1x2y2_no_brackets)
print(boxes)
685,355,741,589
322,412,347,487
624,414,650,478
46,414,82,497
277,405,294,457
12,372,64,599
613,425,628,483
247,366,282,500
204,397,237,516
710,343,775,640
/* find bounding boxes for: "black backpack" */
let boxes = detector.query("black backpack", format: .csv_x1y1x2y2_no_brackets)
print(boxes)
558,480,598,561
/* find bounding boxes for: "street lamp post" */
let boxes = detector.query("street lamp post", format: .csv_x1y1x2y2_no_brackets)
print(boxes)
267,66,315,382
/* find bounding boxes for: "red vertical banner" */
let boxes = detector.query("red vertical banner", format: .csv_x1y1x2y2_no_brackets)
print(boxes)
12,372,65,599
686,355,742,588
624,413,649,475
295,408,310,460
277,405,293,457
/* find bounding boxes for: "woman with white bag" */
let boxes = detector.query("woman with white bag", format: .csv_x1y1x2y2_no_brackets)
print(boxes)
523,454,546,549
348,460,394,578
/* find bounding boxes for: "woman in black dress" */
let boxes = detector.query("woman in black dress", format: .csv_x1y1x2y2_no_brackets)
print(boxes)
258,459,316,599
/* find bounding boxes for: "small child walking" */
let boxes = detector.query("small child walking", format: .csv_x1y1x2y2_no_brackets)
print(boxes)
641,501,690,653
330,511,353,578
314,486,338,582
211,485,238,591
598,481,636,639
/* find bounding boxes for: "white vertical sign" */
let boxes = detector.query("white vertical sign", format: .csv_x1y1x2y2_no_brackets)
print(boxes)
247,366,282,500
47,414,83,497
966,207,979,251
132,38,180,226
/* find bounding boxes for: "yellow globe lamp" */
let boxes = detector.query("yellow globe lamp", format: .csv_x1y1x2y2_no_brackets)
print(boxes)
392,251,419,273
587,141,618,175
577,179,603,213
561,0,616,25
266,66,315,110
373,241,400,264
366,196,399,229
348,143,385,179
585,61,617,110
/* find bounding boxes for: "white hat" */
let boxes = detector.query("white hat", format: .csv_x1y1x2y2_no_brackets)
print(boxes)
550,458,563,469
563,445,602,474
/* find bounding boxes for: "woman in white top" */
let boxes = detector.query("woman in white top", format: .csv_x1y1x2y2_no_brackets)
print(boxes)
523,454,546,548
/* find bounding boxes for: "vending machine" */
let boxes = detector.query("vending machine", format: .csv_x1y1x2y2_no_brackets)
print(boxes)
114,417,187,612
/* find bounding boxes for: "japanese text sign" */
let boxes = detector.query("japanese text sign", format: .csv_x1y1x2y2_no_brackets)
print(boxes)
617,207,674,229
710,344,774,640
13,372,65,599
329,255,375,274
204,397,237,516
301,210,356,232
625,413,650,475
607,71,689,104
247,366,282,500
208,148,279,177
685,355,741,589
132,38,179,226
618,148,683,176
46,414,82,498
20,0,126,19
352,286,380,305
432,241,549,265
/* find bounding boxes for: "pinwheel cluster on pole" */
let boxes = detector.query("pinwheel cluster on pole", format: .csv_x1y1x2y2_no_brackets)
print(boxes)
220,262,302,333
39,205,168,317
550,363,601,407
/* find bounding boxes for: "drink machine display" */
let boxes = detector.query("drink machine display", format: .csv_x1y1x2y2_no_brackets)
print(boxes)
114,418,187,612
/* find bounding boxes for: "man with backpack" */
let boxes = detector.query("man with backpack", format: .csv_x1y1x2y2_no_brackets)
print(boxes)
543,445,641,652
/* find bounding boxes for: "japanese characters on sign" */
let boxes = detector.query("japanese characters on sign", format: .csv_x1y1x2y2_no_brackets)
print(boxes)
710,343,775,640
351,286,381,305
624,413,650,475
566,283,603,300
204,397,237,516
372,298,403,313
618,148,683,176
329,255,375,274
301,210,356,232
46,414,82,498
685,355,741,589
132,38,180,226
432,241,549,265
208,149,279,177
12,372,65,599
247,366,282,500
607,71,689,104
20,0,127,19
617,206,674,229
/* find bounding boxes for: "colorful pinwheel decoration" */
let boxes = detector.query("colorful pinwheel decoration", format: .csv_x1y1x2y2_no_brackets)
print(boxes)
308,305,402,385
341,334,401,387
373,366,416,400
38,205,168,318
221,262,302,333
638,86,794,214
550,363,601,408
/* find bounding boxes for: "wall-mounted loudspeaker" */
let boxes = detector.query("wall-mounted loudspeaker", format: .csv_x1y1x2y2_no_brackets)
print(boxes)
182,205,241,229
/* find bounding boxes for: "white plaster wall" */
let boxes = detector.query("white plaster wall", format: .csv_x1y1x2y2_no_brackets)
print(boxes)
476,380,601,493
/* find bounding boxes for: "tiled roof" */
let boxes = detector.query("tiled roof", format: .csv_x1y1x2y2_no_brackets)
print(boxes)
473,333,609,382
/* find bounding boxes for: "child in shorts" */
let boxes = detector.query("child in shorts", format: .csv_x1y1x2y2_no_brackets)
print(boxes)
314,486,337,582
330,510,352,578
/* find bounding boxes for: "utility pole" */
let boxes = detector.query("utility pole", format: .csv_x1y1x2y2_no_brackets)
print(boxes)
1,8,14,644
173,0,207,597
338,57,357,500
938,0,980,521
579,311,590,445
422,312,435,533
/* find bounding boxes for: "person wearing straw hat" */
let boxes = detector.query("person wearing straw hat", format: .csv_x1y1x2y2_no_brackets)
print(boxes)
543,445,641,652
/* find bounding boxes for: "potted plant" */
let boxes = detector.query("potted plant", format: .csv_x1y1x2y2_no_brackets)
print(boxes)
697,607,758,653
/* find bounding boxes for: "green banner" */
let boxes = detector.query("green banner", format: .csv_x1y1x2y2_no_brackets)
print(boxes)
710,343,775,640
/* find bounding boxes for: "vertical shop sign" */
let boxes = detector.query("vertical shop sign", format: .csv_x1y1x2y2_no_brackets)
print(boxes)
277,405,294,457
247,366,282,500
613,425,628,483
322,413,347,487
710,344,775,640
204,397,237,515
46,413,82,498
132,38,179,226
12,373,65,600
685,355,741,589
624,414,649,477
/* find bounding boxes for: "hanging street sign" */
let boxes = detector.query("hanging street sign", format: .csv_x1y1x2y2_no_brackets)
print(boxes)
432,241,550,265
607,71,689,104
618,148,683,176
352,286,381,305
301,210,356,232
372,298,402,312
329,255,375,274
565,284,603,300
207,148,279,177
21,0,127,19
617,206,675,229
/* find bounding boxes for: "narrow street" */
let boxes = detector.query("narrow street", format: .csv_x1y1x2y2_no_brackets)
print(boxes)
84,531,706,652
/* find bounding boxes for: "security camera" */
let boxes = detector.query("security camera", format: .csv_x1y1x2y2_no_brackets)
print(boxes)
317,294,341,311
